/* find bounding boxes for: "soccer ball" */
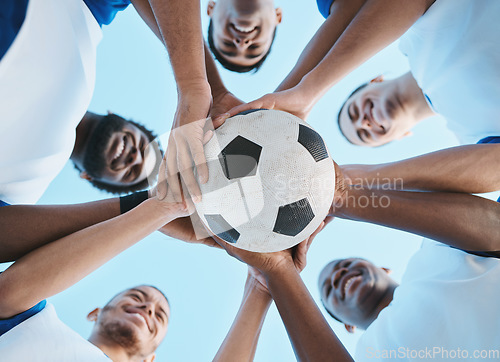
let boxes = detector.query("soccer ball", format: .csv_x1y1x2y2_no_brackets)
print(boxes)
195,109,335,252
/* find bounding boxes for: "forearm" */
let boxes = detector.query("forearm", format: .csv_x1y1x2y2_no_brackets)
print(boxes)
148,0,207,87
0,199,175,318
343,144,500,193
298,0,433,104
0,198,120,262
333,187,500,251
264,264,352,361
205,42,227,99
276,0,365,91
214,278,272,362
131,0,163,41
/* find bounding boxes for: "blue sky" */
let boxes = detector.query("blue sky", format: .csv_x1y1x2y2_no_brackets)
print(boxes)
2,0,476,360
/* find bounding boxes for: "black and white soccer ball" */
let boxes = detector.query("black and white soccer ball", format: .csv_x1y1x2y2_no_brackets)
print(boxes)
195,109,335,252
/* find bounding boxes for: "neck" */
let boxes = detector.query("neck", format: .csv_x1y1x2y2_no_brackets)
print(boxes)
396,72,436,125
362,281,398,330
88,333,143,362
71,111,100,168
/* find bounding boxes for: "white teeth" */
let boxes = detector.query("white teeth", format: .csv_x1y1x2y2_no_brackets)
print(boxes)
113,138,125,161
133,313,147,325
343,276,356,296
234,25,255,33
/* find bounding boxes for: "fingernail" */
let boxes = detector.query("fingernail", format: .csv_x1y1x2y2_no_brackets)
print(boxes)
193,195,202,203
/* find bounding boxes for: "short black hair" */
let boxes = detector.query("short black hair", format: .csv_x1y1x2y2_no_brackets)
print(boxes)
207,19,277,73
337,82,369,144
76,117,162,195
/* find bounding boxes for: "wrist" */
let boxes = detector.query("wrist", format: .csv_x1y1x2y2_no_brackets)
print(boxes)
245,274,271,299
141,198,183,224
261,258,296,281
298,74,326,107
176,78,211,96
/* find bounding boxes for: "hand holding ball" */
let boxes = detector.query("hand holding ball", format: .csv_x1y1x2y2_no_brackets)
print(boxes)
195,109,335,252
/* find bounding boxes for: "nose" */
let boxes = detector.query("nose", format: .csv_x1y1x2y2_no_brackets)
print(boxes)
126,147,142,167
332,267,348,289
141,301,155,317
233,37,252,49
361,113,372,128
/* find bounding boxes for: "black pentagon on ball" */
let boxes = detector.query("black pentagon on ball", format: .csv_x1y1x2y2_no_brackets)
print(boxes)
273,198,315,237
219,136,262,180
298,124,329,162
204,214,240,243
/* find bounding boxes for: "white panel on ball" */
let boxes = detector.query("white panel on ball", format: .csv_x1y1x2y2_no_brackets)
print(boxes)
195,109,335,252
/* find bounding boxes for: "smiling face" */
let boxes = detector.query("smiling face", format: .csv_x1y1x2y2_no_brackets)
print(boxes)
338,80,415,147
318,258,396,329
95,286,170,357
82,114,158,188
207,0,282,71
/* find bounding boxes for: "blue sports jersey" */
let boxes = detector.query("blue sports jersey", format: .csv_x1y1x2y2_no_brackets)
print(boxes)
317,0,334,19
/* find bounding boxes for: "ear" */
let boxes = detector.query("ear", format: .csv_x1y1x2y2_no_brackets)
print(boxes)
381,267,392,275
87,308,100,322
107,110,113,115
79,171,93,181
344,324,356,333
80,171,93,181
397,130,413,140
275,8,283,24
370,75,384,83
207,1,216,16
144,353,156,362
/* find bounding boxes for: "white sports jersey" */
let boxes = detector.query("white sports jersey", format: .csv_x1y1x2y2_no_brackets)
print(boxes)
399,0,500,144
0,0,102,204
0,304,110,361
355,240,500,361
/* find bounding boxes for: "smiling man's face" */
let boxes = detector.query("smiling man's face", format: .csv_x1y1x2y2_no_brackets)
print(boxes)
338,80,414,147
95,285,170,356
82,115,158,187
207,0,282,70
318,258,394,329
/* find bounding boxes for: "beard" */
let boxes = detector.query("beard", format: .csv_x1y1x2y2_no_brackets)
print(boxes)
82,115,126,178
100,319,140,354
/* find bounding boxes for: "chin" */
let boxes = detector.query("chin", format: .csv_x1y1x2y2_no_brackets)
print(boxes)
101,319,140,350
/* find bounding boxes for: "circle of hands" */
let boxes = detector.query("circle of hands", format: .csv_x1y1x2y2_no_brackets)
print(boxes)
153,83,331,281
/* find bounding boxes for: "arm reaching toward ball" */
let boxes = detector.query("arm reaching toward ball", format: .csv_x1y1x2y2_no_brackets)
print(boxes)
0,193,188,319
215,224,353,362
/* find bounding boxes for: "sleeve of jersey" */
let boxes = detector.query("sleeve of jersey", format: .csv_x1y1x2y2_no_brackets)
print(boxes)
0,0,29,61
0,300,47,337
316,0,335,19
